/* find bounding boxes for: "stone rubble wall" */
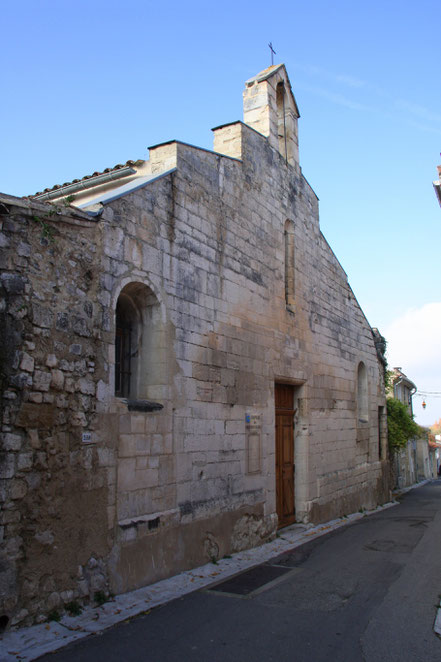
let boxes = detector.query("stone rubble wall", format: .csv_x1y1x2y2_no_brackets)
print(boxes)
0,202,110,626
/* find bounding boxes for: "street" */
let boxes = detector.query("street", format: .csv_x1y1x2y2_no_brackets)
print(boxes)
39,482,441,661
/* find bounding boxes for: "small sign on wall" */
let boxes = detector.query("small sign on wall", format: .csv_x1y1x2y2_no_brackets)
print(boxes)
246,414,261,474
82,432,93,444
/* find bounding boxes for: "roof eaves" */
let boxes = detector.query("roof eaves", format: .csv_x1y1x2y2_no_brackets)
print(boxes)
31,160,145,200
79,168,178,212
32,166,137,202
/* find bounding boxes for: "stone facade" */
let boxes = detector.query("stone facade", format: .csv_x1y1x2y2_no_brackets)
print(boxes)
0,64,389,628
390,368,434,487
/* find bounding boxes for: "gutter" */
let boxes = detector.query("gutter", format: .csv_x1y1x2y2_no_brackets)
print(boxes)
410,385,417,417
32,166,137,201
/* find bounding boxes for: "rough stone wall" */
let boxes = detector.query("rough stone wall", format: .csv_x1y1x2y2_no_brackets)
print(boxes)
0,68,389,628
0,200,110,626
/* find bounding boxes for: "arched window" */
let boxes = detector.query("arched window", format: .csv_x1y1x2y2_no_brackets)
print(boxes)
114,282,165,401
115,292,138,397
276,82,288,162
284,220,295,309
357,361,369,423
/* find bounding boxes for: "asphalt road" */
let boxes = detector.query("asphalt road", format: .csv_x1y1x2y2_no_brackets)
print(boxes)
39,482,441,661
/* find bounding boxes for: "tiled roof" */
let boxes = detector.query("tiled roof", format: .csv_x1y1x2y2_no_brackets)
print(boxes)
30,160,144,197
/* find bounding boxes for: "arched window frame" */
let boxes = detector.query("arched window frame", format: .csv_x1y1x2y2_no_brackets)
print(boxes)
276,82,288,163
115,293,139,397
114,281,166,405
284,220,295,311
357,361,369,423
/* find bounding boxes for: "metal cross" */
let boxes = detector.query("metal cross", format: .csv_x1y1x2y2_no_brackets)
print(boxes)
268,42,276,66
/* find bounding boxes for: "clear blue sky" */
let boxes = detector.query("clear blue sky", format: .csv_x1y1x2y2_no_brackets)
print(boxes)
2,1,440,424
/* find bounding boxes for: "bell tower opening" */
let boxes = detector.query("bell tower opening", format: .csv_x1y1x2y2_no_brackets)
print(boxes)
277,82,288,162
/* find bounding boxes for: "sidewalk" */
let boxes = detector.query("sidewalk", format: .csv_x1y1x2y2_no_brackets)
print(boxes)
1,496,405,662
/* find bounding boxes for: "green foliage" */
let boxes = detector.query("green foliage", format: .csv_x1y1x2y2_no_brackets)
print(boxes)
65,601,82,616
63,194,76,206
94,591,107,606
384,369,394,391
47,610,61,622
32,215,55,243
386,397,422,452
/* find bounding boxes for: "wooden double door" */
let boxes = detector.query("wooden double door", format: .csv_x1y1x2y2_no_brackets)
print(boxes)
275,384,295,528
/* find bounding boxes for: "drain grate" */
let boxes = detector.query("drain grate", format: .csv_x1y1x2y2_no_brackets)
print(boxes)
208,564,292,596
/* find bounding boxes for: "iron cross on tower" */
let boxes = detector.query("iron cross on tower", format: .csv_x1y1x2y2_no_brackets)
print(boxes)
268,42,276,66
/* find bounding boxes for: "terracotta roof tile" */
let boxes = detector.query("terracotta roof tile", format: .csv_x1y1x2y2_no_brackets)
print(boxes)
30,160,144,197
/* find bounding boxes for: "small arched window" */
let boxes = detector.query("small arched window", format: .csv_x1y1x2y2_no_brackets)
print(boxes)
276,82,288,162
284,220,295,309
357,361,369,423
115,293,137,397
114,282,165,401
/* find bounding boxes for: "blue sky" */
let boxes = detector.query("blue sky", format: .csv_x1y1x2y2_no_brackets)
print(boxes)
1,0,440,424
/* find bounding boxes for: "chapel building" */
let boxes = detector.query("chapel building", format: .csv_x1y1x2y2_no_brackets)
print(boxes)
0,64,389,626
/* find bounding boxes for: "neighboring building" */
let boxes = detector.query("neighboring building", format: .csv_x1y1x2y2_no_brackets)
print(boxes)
428,432,441,477
433,165,441,207
390,368,434,487
0,64,389,628
391,367,417,410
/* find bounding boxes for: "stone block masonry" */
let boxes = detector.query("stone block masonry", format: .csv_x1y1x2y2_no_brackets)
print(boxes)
0,63,389,629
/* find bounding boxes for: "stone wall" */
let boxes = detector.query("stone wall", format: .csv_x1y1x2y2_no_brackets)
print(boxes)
0,200,111,626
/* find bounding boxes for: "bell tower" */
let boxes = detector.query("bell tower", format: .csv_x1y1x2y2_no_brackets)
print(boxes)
243,64,300,168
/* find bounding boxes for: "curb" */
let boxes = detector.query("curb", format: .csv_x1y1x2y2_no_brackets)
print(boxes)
434,609,441,638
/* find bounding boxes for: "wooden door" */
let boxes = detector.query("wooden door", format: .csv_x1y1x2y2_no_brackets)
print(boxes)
275,384,295,527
